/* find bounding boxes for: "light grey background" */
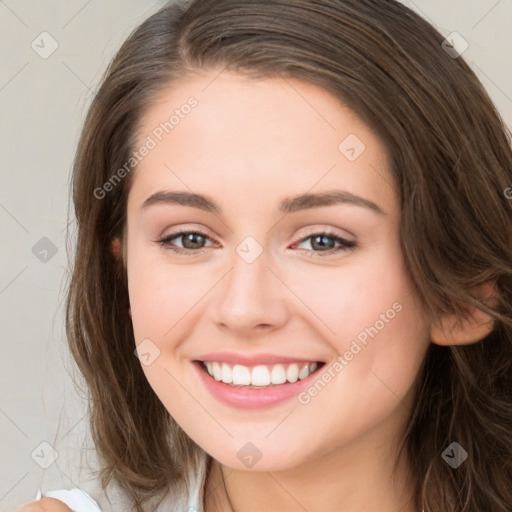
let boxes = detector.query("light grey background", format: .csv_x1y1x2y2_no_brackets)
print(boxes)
1,1,511,510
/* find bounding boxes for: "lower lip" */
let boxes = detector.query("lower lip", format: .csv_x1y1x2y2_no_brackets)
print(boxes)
192,361,324,409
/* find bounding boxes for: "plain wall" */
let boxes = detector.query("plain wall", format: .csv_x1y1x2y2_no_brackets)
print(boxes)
0,1,511,510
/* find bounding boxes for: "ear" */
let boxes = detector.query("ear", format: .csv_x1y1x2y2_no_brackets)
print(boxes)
110,238,121,259
430,281,498,346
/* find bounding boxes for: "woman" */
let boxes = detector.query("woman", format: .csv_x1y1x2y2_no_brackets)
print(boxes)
21,0,512,510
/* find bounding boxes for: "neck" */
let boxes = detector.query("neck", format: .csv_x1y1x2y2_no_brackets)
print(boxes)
203,419,418,512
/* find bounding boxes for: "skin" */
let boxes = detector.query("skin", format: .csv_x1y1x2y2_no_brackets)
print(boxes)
117,69,494,512
19,70,498,512
18,497,72,511
119,69,422,511
122,72,430,512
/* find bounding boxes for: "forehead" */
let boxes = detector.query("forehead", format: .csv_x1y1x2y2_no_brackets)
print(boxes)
128,70,396,217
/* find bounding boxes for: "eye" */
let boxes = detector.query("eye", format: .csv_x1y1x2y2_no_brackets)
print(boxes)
155,229,357,257
156,229,216,254
292,231,357,256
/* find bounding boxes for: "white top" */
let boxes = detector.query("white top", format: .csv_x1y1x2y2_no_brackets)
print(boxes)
34,489,102,511
34,482,202,512
33,455,208,511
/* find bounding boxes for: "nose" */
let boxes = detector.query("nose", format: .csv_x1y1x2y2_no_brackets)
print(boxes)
210,245,290,336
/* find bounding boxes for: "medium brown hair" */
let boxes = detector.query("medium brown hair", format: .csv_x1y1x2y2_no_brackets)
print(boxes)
66,0,512,510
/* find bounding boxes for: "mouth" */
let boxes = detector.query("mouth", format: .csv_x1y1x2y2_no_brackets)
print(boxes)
195,359,326,389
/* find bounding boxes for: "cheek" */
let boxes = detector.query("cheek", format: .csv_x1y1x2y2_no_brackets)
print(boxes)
126,251,203,415
287,243,429,396
285,243,416,344
126,243,205,342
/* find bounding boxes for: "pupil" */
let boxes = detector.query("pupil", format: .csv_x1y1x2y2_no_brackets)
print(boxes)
312,235,334,251
184,233,204,249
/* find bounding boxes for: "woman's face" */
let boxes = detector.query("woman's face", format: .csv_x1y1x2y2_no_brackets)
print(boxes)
124,70,431,471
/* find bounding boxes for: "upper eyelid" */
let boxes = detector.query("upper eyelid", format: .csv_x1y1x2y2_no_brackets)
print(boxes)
160,223,355,241
157,225,217,242
159,230,217,248
161,228,354,248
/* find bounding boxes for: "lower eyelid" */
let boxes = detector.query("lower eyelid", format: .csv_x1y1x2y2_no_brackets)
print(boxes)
158,231,356,255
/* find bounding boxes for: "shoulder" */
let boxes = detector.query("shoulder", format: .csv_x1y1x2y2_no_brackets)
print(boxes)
19,488,102,512
18,497,72,511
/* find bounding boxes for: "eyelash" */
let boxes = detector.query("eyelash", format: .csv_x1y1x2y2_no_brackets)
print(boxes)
156,228,357,256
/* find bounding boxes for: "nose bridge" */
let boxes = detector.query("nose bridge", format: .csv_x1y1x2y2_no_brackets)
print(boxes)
224,240,272,309
212,235,288,331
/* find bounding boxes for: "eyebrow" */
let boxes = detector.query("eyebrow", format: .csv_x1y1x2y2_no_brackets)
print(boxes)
141,189,386,216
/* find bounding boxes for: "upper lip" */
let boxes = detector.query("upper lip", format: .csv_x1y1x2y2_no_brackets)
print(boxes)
194,352,325,366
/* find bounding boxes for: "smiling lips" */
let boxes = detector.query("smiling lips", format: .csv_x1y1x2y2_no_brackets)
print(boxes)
193,354,326,408
201,360,321,387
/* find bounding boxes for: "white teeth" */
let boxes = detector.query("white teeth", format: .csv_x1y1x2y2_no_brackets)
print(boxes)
221,363,233,383
286,364,299,383
212,362,222,381
202,361,320,387
251,365,271,386
271,364,287,384
232,365,251,385
298,364,310,380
